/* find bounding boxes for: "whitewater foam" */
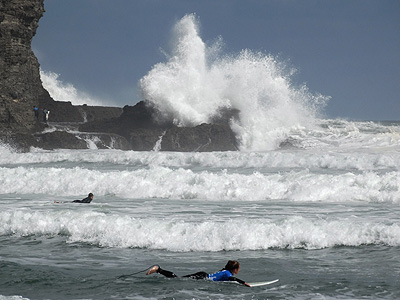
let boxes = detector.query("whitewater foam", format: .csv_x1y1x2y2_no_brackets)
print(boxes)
1,209,399,251
140,14,329,151
0,165,398,203
0,296,30,300
1,129,399,171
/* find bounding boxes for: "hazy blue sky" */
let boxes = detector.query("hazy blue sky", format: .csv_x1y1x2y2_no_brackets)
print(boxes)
32,0,400,120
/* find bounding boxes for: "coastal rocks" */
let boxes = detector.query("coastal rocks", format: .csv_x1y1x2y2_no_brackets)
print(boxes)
160,123,237,152
2,129,131,151
1,131,87,151
75,132,130,150
0,0,47,132
34,131,87,150
0,99,45,132
78,105,122,123
0,0,239,152
33,131,130,150
37,93,123,123
125,123,238,152
38,93,84,123
79,101,239,151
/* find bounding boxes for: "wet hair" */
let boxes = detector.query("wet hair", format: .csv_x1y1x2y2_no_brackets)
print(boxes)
88,193,93,197
223,260,240,273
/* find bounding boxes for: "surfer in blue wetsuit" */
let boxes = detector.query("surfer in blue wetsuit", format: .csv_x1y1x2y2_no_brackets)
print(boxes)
72,193,94,203
146,260,250,287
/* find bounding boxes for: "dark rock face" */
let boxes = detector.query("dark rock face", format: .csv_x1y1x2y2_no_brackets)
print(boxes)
80,101,239,151
76,132,130,150
37,94,123,124
160,123,237,152
78,105,122,123
38,93,84,123
0,0,48,132
0,0,239,152
36,96,122,123
80,101,164,134
0,131,87,151
34,131,87,150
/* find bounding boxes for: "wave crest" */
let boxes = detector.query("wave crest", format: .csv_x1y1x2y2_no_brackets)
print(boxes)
140,14,329,150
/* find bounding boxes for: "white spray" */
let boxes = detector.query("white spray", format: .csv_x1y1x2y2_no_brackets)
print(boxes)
140,14,328,151
40,70,109,106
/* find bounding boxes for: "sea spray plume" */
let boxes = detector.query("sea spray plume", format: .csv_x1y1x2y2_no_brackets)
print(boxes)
218,50,329,150
40,70,107,106
140,14,329,151
140,14,228,126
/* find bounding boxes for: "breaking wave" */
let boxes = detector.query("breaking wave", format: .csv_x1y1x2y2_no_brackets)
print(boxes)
140,14,329,151
1,210,399,251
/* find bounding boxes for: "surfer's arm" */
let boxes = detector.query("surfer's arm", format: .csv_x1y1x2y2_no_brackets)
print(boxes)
228,277,250,287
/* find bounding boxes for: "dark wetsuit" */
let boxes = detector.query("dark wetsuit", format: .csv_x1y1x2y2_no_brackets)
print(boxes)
33,107,39,120
156,267,246,285
72,196,92,203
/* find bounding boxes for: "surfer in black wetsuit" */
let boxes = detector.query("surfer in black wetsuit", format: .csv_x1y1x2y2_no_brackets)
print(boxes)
72,193,94,203
145,260,250,287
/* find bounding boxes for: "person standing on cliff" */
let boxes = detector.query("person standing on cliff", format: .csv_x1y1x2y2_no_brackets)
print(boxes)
43,108,50,123
33,106,39,120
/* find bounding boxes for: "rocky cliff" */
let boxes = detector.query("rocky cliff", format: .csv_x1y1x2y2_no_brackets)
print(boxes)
0,0,47,132
0,0,239,152
79,101,239,151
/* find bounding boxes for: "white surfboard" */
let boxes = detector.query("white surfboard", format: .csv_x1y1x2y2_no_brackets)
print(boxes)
248,279,279,287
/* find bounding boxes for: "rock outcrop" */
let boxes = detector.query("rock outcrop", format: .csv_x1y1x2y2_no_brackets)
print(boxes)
79,101,239,151
0,0,239,152
0,0,47,132
0,0,126,150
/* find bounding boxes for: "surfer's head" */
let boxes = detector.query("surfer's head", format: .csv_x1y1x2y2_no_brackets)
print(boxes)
224,260,240,275
88,193,93,198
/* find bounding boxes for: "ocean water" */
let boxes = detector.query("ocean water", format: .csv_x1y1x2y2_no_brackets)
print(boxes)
1,119,400,300
3,13,399,300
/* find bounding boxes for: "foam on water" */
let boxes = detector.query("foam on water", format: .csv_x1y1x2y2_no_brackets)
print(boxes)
1,119,400,204
0,165,398,203
1,119,399,203
1,209,399,251
140,14,329,151
0,296,30,300
0,146,399,171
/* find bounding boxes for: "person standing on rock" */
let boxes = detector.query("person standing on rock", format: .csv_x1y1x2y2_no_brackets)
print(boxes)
43,108,50,123
33,106,39,120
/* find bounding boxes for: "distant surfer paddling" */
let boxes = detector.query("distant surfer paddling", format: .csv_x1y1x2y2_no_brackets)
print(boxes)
72,193,94,203
54,193,94,204
145,260,250,287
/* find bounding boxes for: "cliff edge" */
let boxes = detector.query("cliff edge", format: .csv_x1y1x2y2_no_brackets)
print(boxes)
0,0,47,132
0,0,239,152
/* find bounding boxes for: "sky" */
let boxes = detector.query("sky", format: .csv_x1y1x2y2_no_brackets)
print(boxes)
32,0,400,120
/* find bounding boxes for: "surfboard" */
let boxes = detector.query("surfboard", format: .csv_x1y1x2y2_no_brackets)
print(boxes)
248,279,279,287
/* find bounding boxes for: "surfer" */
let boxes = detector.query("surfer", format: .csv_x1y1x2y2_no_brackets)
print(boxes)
72,193,94,203
53,193,94,204
146,260,250,287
